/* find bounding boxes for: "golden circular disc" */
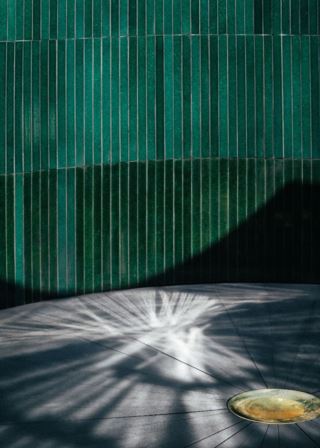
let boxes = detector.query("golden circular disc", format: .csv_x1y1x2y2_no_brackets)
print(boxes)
227,389,320,424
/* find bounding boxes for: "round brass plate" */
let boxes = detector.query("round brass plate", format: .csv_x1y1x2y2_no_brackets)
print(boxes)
227,389,320,424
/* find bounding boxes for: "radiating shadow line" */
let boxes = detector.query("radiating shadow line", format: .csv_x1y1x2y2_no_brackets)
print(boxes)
258,425,269,448
182,420,245,448
277,424,280,448
296,424,320,447
213,422,252,447
262,287,277,386
214,288,269,389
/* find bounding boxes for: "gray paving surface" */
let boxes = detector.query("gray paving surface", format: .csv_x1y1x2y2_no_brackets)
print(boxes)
0,284,319,447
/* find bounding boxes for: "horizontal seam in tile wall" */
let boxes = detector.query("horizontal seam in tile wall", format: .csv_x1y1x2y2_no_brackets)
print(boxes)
1,158,320,178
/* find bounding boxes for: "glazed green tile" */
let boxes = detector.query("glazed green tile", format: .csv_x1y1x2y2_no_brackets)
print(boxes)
218,36,227,156
129,0,137,35
102,38,111,163
235,0,244,34
129,37,137,160
6,175,15,305
182,36,191,158
309,0,318,35
57,40,66,168
24,0,32,40
49,170,57,295
200,36,209,157
76,39,84,166
291,0,300,35
283,37,293,158
14,43,23,173
301,36,311,159
200,0,208,34
164,36,174,159
129,162,138,284
146,161,156,278
84,39,93,165
14,174,24,304
237,36,246,158
228,159,238,278
93,39,102,165
255,36,264,157
209,159,219,279
300,0,309,34
49,40,57,169
219,158,228,242
7,0,15,41
32,42,41,172
0,44,5,173
101,0,110,37
138,0,146,35
155,0,163,34
172,0,181,34
264,37,273,158
120,38,129,161
191,159,201,257
6,43,14,173
40,171,49,296
84,0,92,37
57,169,67,293
201,159,210,250
292,36,302,158
15,0,23,41
138,163,147,282
209,36,218,157
76,0,84,38
40,41,49,170
66,0,75,38
147,37,156,159
182,160,191,260
111,0,119,36
181,0,190,34
208,0,217,34
110,163,120,288
155,36,164,159
253,0,262,34
238,158,247,224
273,37,283,158
0,1,7,41
191,0,199,34
281,0,290,35
84,167,94,292
146,0,155,34
102,165,111,289
173,161,183,271
228,35,237,157
32,172,41,296
49,0,58,39
0,176,6,303
119,0,128,36
263,0,272,34
164,161,174,279
245,37,255,157
66,40,75,167
191,36,200,158
119,163,129,286
93,0,101,37
67,168,76,294
218,0,226,33
173,36,182,159
245,0,254,34
76,167,84,293
227,0,235,34
23,42,32,173
155,161,165,276
311,36,320,158
138,37,147,160
57,0,67,39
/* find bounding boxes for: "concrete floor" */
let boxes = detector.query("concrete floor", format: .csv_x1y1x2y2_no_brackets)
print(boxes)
0,284,319,447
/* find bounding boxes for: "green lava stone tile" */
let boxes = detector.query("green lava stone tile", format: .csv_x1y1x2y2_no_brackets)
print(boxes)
84,39,93,165
57,40,66,168
255,36,264,158
237,36,246,158
218,36,228,157
93,39,102,165
301,36,311,159
182,36,191,158
76,167,84,294
102,164,111,290
76,39,84,166
66,40,76,167
129,162,138,284
156,36,164,159
23,42,32,173
191,0,199,34
209,35,218,157
228,35,237,157
0,44,5,174
102,38,111,163
209,0,218,34
67,168,76,294
84,166,94,292
311,37,320,158
173,36,182,159
164,36,174,160
191,36,201,158
138,37,147,160
67,0,75,39
119,163,129,286
201,36,209,158
138,162,147,282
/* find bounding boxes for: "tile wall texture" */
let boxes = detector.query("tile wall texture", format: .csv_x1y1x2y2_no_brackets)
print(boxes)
0,1,319,307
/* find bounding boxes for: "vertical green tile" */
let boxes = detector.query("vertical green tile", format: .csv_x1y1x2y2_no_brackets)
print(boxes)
84,39,93,165
311,36,320,157
32,42,40,172
129,0,137,35
273,36,283,158
237,36,246,158
14,174,24,305
309,0,318,34
138,163,147,282
76,0,84,38
6,44,14,173
156,36,164,159
291,0,300,34
7,0,16,41
111,38,119,162
138,0,146,35
32,172,41,297
84,167,94,292
67,168,76,294
93,0,102,37
0,0,7,41
120,38,129,161
281,0,290,35
209,35,218,156
102,38,110,163
129,37,137,160
49,170,57,295
155,0,163,34
111,0,119,36
218,0,227,33
173,0,181,34
173,36,182,159
191,159,201,258
138,37,147,160
209,0,217,34
57,169,67,293
24,0,32,40
93,39,102,165
182,36,191,158
129,162,138,284
146,161,156,278
49,41,57,169
191,0,199,34
57,0,67,39
40,171,49,297
23,42,32,173
66,40,75,167
119,163,129,286
147,36,156,159
218,35,228,156
283,37,293,158
264,36,273,158
201,159,210,252
201,36,209,157
183,160,191,261
102,164,111,289
67,0,75,38
0,44,6,173
50,0,58,39
245,0,254,34
84,0,93,37
246,36,255,157
210,158,219,278
164,36,174,159
272,0,281,34
76,39,84,165
228,159,237,278
57,40,66,168
15,43,23,173
263,0,272,34
301,36,311,159
292,36,302,158
191,36,200,158
101,0,110,36
254,0,263,34
15,0,24,41
119,0,128,36
255,36,264,158
227,0,236,34
173,161,183,275
228,35,237,157
300,0,309,34
6,175,15,305
0,177,6,307
146,0,155,34
40,41,48,170
76,168,84,293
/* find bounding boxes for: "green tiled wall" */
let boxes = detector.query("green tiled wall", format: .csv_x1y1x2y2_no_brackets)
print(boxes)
0,1,320,307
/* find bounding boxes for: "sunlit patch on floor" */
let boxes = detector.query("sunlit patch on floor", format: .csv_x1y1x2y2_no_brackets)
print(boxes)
227,389,320,424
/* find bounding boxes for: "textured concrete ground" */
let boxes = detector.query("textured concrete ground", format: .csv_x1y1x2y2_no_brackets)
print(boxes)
0,284,319,447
